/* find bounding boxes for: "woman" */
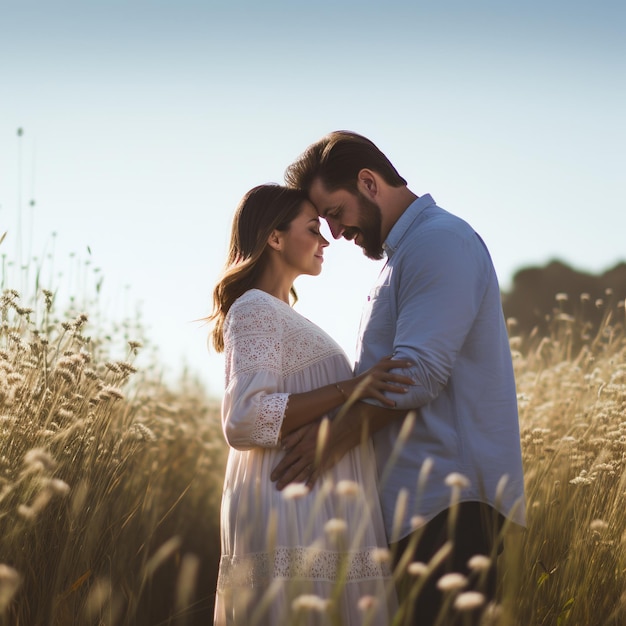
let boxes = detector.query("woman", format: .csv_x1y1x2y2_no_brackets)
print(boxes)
209,184,411,625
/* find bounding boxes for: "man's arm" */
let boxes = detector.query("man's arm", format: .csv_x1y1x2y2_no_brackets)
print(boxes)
270,400,407,489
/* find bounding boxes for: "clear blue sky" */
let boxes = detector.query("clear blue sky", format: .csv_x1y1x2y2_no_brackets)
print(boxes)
1,0,624,396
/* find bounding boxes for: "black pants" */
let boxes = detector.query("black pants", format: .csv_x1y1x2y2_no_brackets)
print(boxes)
391,501,504,626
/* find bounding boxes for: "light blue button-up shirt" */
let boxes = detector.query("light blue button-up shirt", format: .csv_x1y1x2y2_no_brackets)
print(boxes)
355,194,525,540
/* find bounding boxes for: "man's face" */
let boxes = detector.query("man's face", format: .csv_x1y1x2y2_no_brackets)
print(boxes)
308,178,384,260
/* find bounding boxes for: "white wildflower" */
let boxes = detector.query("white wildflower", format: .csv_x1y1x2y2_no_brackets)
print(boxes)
292,594,330,612
445,472,470,489
467,554,491,572
335,480,361,497
0,564,22,611
590,519,609,532
454,591,485,611
324,518,347,537
282,483,309,500
46,478,71,496
371,548,391,564
24,448,56,471
357,595,379,612
556,313,575,323
407,561,428,577
437,572,467,592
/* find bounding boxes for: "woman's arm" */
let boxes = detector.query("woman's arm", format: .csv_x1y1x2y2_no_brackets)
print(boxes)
223,295,412,450
272,400,408,489
279,356,413,438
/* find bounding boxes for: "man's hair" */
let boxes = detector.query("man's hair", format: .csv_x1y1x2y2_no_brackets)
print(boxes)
285,130,407,194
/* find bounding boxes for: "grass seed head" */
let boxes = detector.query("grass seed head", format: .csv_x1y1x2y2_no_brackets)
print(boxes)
357,595,379,612
0,564,22,611
335,479,361,498
324,518,347,537
407,561,428,576
445,472,471,489
371,547,391,564
282,483,309,500
467,554,491,572
437,572,467,592
454,591,485,611
23,447,56,471
292,594,330,613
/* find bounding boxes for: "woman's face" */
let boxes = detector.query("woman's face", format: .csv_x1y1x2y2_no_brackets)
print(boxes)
277,201,329,277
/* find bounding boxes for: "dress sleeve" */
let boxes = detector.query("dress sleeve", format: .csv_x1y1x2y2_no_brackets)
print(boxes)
221,297,289,450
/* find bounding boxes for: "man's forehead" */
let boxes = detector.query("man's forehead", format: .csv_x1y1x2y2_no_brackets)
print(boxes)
309,179,338,216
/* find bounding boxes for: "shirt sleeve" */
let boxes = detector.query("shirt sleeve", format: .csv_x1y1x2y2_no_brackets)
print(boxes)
386,225,492,409
221,298,289,450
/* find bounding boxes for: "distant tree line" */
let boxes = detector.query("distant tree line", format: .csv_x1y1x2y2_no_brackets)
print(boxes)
501,259,626,338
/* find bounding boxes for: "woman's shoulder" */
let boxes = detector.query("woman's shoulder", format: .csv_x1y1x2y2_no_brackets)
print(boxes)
232,288,268,307
231,289,284,314
226,289,286,333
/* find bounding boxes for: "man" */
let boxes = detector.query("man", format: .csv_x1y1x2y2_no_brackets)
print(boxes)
272,131,525,624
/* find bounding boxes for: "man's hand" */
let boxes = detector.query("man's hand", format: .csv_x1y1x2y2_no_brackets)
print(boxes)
271,409,372,490
271,401,407,490
271,421,326,490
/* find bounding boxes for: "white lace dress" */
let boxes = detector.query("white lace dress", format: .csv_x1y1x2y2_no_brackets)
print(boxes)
214,289,397,626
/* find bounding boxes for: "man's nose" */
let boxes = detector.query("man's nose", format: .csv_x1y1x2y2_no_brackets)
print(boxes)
327,218,343,240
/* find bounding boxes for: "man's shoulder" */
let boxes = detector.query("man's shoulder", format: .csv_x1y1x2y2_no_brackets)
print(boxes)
405,204,476,247
421,202,472,229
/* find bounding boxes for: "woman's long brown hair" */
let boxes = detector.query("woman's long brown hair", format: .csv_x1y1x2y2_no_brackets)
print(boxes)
208,184,307,352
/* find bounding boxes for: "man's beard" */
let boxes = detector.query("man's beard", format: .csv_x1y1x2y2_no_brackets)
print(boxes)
342,192,384,260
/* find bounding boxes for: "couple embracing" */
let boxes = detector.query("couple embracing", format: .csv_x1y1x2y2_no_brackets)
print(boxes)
208,131,525,626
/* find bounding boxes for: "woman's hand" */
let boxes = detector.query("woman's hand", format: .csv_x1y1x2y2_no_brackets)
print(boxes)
339,356,414,407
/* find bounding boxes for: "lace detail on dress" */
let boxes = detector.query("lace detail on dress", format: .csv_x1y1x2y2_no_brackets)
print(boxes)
282,320,344,377
224,290,345,380
251,393,289,446
217,546,392,589
226,333,283,380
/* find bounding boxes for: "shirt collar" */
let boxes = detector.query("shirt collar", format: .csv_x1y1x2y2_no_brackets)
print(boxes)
382,194,435,257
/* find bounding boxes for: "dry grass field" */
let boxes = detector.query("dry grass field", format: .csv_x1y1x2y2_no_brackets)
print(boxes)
1,250,625,625
0,273,227,625
503,299,626,626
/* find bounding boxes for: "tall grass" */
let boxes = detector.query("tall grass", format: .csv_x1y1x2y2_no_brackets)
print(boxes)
2,220,626,624
0,250,227,625
503,295,626,625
